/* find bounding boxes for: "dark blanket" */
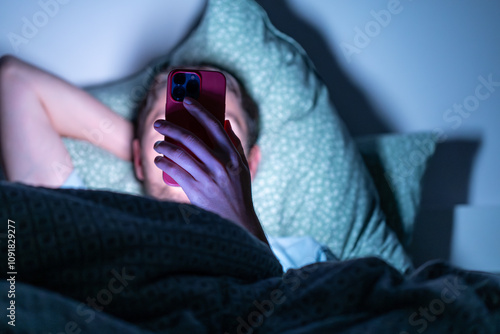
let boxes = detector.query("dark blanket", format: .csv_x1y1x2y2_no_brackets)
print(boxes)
1,181,499,333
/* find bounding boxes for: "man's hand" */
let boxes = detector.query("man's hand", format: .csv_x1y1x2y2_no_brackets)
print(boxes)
153,97,268,246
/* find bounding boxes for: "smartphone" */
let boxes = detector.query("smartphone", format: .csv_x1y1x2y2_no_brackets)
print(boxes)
163,69,226,187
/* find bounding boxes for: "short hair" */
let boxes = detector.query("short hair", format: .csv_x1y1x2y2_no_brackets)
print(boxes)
133,63,260,151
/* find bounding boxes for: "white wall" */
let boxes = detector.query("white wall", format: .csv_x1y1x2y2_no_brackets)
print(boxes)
0,0,205,85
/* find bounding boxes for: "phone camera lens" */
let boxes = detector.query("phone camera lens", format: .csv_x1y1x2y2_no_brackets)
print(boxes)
173,73,186,85
172,86,186,101
186,80,200,99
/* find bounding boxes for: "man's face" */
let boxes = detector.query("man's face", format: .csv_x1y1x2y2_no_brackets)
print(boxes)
133,82,255,202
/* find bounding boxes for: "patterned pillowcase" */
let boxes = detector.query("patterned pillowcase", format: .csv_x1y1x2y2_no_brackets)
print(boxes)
62,0,420,272
356,133,437,248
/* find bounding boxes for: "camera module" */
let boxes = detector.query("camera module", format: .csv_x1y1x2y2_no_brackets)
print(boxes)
171,71,200,102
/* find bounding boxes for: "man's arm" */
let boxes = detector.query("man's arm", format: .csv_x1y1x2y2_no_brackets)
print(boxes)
0,55,133,187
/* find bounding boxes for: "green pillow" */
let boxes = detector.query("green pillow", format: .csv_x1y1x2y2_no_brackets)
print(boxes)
63,0,422,273
356,133,437,249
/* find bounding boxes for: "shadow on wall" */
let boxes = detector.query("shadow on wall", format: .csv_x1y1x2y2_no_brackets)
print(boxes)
409,139,480,267
255,0,482,265
255,0,390,136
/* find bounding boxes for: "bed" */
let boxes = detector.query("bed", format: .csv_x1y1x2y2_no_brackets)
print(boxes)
1,0,500,332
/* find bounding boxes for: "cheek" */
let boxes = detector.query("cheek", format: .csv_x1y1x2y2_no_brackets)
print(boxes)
143,133,164,173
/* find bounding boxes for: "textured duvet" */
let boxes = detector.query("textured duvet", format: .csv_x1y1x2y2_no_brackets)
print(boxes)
1,181,499,333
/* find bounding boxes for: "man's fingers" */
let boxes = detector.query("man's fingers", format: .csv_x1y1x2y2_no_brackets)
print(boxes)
154,98,248,182
154,119,232,180
153,140,210,184
154,119,215,164
183,97,234,153
154,155,194,187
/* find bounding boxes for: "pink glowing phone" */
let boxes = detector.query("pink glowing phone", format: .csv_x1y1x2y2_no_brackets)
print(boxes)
163,69,226,187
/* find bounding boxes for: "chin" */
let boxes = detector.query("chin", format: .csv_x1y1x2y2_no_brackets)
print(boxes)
144,179,190,204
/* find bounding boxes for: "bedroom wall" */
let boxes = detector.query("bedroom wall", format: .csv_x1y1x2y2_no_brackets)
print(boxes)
1,0,498,271
0,0,205,85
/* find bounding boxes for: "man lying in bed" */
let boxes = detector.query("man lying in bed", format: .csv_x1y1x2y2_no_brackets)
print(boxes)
1,55,332,270
1,54,274,243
